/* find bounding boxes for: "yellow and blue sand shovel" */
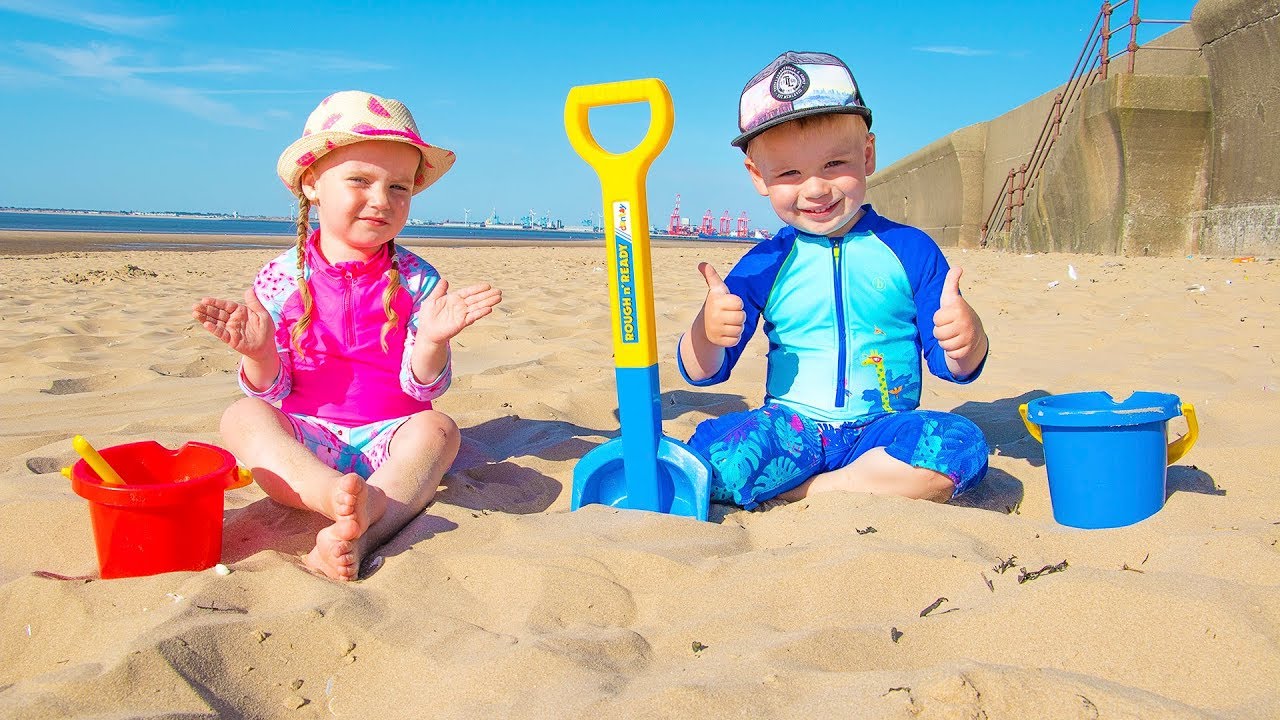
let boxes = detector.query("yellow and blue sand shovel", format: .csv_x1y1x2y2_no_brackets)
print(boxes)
564,78,711,521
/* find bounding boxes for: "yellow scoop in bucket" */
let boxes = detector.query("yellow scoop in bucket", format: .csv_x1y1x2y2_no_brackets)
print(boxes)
72,435,126,486
564,78,711,520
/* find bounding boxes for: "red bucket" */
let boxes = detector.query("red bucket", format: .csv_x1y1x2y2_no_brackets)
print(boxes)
69,441,250,579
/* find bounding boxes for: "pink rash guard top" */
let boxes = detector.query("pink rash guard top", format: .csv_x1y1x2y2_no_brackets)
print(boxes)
238,229,451,426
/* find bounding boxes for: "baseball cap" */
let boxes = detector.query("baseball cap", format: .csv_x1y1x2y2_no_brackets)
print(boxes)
732,51,872,150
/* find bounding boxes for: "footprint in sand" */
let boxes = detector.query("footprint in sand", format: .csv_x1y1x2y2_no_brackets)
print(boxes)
150,356,226,378
60,265,159,285
44,377,101,395
26,457,64,474
42,369,157,395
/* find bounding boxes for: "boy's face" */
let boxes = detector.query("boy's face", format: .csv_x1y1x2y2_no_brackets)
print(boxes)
301,140,420,260
744,114,876,237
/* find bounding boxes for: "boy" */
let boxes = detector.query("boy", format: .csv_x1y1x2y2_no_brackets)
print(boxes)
678,51,989,510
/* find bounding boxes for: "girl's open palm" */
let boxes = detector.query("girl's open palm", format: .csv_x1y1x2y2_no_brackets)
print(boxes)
192,288,277,360
415,279,502,345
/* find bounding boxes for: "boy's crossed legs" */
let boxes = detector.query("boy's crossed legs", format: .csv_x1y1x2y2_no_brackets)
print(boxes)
220,398,459,580
780,446,956,503
688,403,988,510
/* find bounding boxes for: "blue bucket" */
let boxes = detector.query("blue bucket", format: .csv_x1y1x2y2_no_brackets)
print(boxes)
1020,391,1198,529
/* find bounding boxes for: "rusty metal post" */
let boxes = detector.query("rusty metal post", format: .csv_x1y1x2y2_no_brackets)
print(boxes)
1003,168,1016,231
1052,92,1064,141
1015,164,1028,210
1127,0,1140,73
1100,2,1112,80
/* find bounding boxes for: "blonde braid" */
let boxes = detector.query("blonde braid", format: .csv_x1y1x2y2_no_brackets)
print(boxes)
290,195,315,357
380,240,400,353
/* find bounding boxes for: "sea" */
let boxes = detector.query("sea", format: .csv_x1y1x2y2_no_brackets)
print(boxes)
0,210,606,246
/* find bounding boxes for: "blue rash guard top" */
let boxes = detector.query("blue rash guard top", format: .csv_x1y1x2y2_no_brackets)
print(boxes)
677,204,986,424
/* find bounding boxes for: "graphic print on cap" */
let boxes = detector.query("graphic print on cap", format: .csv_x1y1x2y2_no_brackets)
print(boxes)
770,64,809,102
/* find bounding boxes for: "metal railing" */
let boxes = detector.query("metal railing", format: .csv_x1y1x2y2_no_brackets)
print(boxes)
980,0,1194,247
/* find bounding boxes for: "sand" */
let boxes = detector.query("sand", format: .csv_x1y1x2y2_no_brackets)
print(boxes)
0,235,1277,719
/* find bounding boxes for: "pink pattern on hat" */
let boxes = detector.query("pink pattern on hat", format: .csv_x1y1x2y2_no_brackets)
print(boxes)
367,96,391,118
280,90,455,194
342,127,428,146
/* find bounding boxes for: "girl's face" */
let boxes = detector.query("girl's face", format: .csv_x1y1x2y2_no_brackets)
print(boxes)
301,140,421,262
744,114,876,238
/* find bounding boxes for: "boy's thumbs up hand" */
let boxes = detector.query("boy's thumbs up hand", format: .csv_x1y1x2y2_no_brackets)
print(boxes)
698,262,745,347
940,266,964,306
932,265,987,364
701,262,728,295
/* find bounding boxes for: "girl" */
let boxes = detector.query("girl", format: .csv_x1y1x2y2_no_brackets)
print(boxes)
193,90,502,581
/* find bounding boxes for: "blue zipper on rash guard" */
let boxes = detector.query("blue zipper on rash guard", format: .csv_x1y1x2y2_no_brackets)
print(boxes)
831,238,847,408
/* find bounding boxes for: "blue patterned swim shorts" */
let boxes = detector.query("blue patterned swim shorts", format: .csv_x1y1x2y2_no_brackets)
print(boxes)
687,403,989,509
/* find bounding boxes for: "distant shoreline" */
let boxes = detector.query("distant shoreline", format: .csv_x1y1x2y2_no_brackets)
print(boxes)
0,207,288,221
0,229,736,255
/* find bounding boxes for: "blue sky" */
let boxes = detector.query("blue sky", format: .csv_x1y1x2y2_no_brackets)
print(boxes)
0,0,1194,229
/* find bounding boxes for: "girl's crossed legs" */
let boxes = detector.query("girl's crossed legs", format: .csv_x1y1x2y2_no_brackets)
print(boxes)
219,397,460,580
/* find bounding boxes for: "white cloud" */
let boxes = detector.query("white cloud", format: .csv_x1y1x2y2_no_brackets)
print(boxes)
8,39,394,129
131,62,259,75
0,0,170,35
17,43,257,77
0,61,58,86
19,42,262,127
255,49,393,73
202,89,323,96
124,80,263,128
913,45,996,57
20,43,132,79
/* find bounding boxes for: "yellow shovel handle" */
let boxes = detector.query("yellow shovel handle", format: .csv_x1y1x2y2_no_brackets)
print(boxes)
1018,403,1042,443
564,79,673,370
564,78,674,186
1167,402,1198,465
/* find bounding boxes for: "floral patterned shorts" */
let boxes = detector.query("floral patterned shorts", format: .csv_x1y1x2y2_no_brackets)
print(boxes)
686,403,988,509
285,413,411,477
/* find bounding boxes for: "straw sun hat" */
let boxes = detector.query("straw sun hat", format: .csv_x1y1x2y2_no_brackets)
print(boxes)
276,90,455,196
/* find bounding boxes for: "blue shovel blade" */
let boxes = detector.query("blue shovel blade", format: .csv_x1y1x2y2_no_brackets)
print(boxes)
571,436,711,521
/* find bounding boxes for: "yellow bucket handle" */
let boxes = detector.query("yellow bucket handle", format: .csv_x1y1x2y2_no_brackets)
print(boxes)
229,466,254,490
1166,403,1198,464
1019,402,1199,465
1017,403,1043,444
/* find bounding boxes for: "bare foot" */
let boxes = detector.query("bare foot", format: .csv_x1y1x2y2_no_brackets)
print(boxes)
304,475,367,581
329,473,371,537
304,522,361,581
